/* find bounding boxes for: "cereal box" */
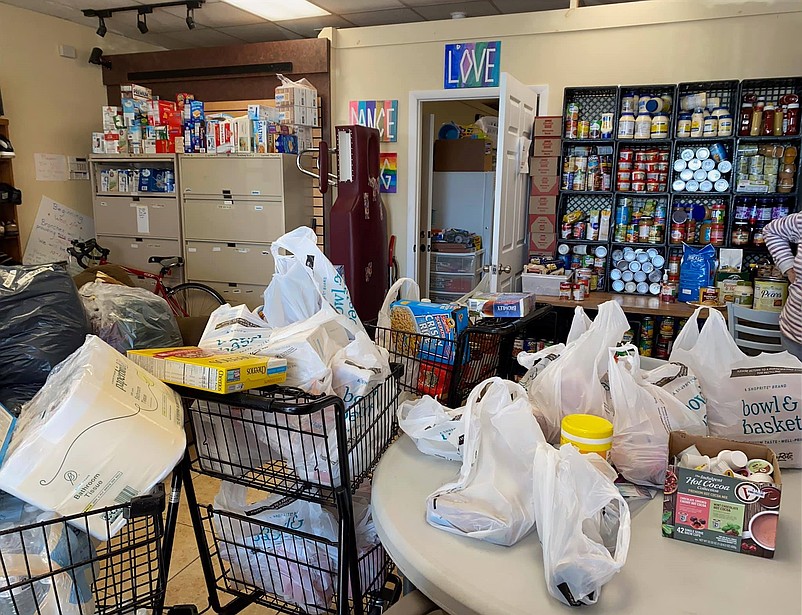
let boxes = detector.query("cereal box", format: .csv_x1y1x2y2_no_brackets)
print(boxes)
127,347,287,394
388,300,468,365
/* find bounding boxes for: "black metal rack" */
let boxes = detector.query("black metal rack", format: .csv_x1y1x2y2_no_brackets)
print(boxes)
561,86,619,140
0,480,184,615
555,77,802,298
174,367,403,615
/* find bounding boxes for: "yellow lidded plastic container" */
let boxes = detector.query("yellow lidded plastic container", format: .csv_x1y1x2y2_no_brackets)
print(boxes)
560,414,614,459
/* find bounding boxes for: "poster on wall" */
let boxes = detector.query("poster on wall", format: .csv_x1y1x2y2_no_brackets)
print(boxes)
444,41,501,89
23,196,94,274
379,153,397,193
349,100,398,142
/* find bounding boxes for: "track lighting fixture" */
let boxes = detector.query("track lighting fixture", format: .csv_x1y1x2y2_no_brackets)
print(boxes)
137,9,149,34
82,1,205,37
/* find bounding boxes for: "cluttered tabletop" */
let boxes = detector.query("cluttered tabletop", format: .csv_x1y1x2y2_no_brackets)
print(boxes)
535,291,728,318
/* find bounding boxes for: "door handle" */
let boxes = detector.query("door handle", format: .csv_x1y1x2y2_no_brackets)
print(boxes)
499,264,512,274
482,265,492,273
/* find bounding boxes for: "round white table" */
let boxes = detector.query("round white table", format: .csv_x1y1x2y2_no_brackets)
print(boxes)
372,435,802,615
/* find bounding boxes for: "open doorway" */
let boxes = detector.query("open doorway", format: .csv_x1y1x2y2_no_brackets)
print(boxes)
418,98,499,300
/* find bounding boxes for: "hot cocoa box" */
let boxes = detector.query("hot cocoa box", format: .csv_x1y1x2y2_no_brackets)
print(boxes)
663,431,782,559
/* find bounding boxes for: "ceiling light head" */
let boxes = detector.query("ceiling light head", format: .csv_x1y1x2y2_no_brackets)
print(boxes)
137,9,149,34
96,16,107,37
186,8,195,29
451,11,467,19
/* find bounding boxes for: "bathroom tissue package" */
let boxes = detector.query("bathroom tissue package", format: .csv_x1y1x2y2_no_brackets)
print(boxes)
0,335,186,540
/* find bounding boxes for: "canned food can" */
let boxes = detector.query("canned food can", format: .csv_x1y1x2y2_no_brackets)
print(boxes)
619,149,635,162
753,278,789,312
573,220,586,239
646,181,660,192
561,222,573,239
699,286,720,304
709,142,728,163
566,102,580,120
559,281,572,299
565,118,579,140
589,120,602,139
572,284,586,301
618,181,631,192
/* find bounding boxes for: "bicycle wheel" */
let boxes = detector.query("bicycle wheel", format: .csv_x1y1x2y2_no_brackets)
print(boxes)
166,282,225,318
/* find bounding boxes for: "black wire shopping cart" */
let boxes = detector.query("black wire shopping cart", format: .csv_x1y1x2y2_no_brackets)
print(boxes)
365,306,552,408
0,479,186,615
174,364,403,615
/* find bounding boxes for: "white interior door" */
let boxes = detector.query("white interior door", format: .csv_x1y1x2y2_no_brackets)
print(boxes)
417,112,436,295
490,73,538,292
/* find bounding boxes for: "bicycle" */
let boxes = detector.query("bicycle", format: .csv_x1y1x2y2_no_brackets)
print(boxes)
68,238,225,318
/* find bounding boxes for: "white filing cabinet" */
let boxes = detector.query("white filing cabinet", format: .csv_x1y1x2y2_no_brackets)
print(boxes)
90,154,183,289
179,154,314,298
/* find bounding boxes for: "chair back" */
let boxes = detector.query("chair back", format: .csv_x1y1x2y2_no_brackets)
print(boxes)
727,303,784,353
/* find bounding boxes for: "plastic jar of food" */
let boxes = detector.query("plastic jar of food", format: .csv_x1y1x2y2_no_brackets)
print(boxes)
618,112,635,139
635,114,652,139
703,115,718,138
560,414,614,459
691,108,705,138
676,113,692,138
731,221,751,246
651,114,669,139
718,114,733,137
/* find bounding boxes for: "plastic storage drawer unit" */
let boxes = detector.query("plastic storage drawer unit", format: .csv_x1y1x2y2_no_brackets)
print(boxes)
431,249,484,274
430,271,482,294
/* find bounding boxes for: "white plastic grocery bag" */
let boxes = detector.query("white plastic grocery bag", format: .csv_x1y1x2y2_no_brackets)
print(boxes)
331,331,391,404
426,378,545,546
532,443,631,607
607,346,707,487
671,307,802,467
528,301,629,443
376,278,420,330
213,482,339,615
263,226,363,335
397,395,465,461
0,335,185,540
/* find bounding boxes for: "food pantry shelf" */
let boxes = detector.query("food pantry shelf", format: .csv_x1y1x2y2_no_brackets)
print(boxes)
534,291,726,319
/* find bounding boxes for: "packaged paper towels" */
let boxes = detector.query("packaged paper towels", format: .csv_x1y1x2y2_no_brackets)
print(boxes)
0,335,186,540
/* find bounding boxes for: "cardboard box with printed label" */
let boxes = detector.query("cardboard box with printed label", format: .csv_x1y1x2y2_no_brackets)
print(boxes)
662,431,783,559
530,174,560,196
434,140,492,172
530,231,557,254
128,347,287,394
534,116,562,137
530,195,557,216
533,137,561,157
529,156,560,177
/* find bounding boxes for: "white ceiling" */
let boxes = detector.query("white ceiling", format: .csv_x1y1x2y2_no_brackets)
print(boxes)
0,0,636,49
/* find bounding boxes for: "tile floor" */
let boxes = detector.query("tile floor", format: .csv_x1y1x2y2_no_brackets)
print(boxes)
163,474,272,614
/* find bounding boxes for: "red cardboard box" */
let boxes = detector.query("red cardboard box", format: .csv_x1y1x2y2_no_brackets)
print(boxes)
533,137,561,157
530,231,557,254
530,195,557,216
155,139,175,154
529,213,556,235
534,116,562,137
530,174,559,196
530,156,560,177
147,100,177,127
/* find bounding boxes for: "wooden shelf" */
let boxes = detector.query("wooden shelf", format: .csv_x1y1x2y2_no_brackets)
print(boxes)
535,291,726,319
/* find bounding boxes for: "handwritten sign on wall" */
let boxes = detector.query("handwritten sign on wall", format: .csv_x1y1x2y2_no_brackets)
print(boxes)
349,100,398,142
23,196,94,273
444,41,501,89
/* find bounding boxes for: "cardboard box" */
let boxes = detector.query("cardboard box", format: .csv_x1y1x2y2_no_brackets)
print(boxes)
102,106,121,131
388,300,469,365
663,431,782,559
127,347,287,394
534,116,562,137
530,174,560,196
467,293,536,319
530,195,557,216
433,139,492,172
92,132,104,154
529,213,556,236
533,137,561,157
120,83,152,101
248,104,280,122
529,156,560,177
529,231,557,254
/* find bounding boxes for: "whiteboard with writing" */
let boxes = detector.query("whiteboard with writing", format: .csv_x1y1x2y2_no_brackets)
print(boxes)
23,196,95,273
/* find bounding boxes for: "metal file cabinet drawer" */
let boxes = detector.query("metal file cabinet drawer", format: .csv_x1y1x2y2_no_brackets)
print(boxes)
95,235,183,287
180,156,283,198
182,198,285,243
185,241,274,286
94,196,180,238
191,280,265,311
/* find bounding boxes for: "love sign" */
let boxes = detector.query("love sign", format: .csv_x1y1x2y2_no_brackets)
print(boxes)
444,41,501,89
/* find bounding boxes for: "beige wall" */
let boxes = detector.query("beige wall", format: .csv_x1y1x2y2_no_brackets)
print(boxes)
0,3,161,251
326,1,802,275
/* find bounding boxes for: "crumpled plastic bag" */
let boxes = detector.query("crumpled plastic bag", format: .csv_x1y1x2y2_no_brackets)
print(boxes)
426,378,545,546
331,331,390,404
527,301,629,443
212,481,338,615
607,346,708,488
0,263,90,412
532,443,631,607
0,492,96,615
79,281,183,353
397,395,465,461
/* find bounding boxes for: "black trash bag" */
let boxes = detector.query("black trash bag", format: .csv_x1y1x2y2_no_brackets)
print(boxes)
0,263,90,412
78,281,183,353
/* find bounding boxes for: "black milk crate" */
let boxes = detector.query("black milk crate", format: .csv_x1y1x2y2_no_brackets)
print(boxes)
739,77,802,108
0,486,168,615
619,84,678,139
178,366,402,505
675,80,740,133
671,139,735,194
193,502,393,615
365,311,548,408
611,194,670,244
562,86,619,140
